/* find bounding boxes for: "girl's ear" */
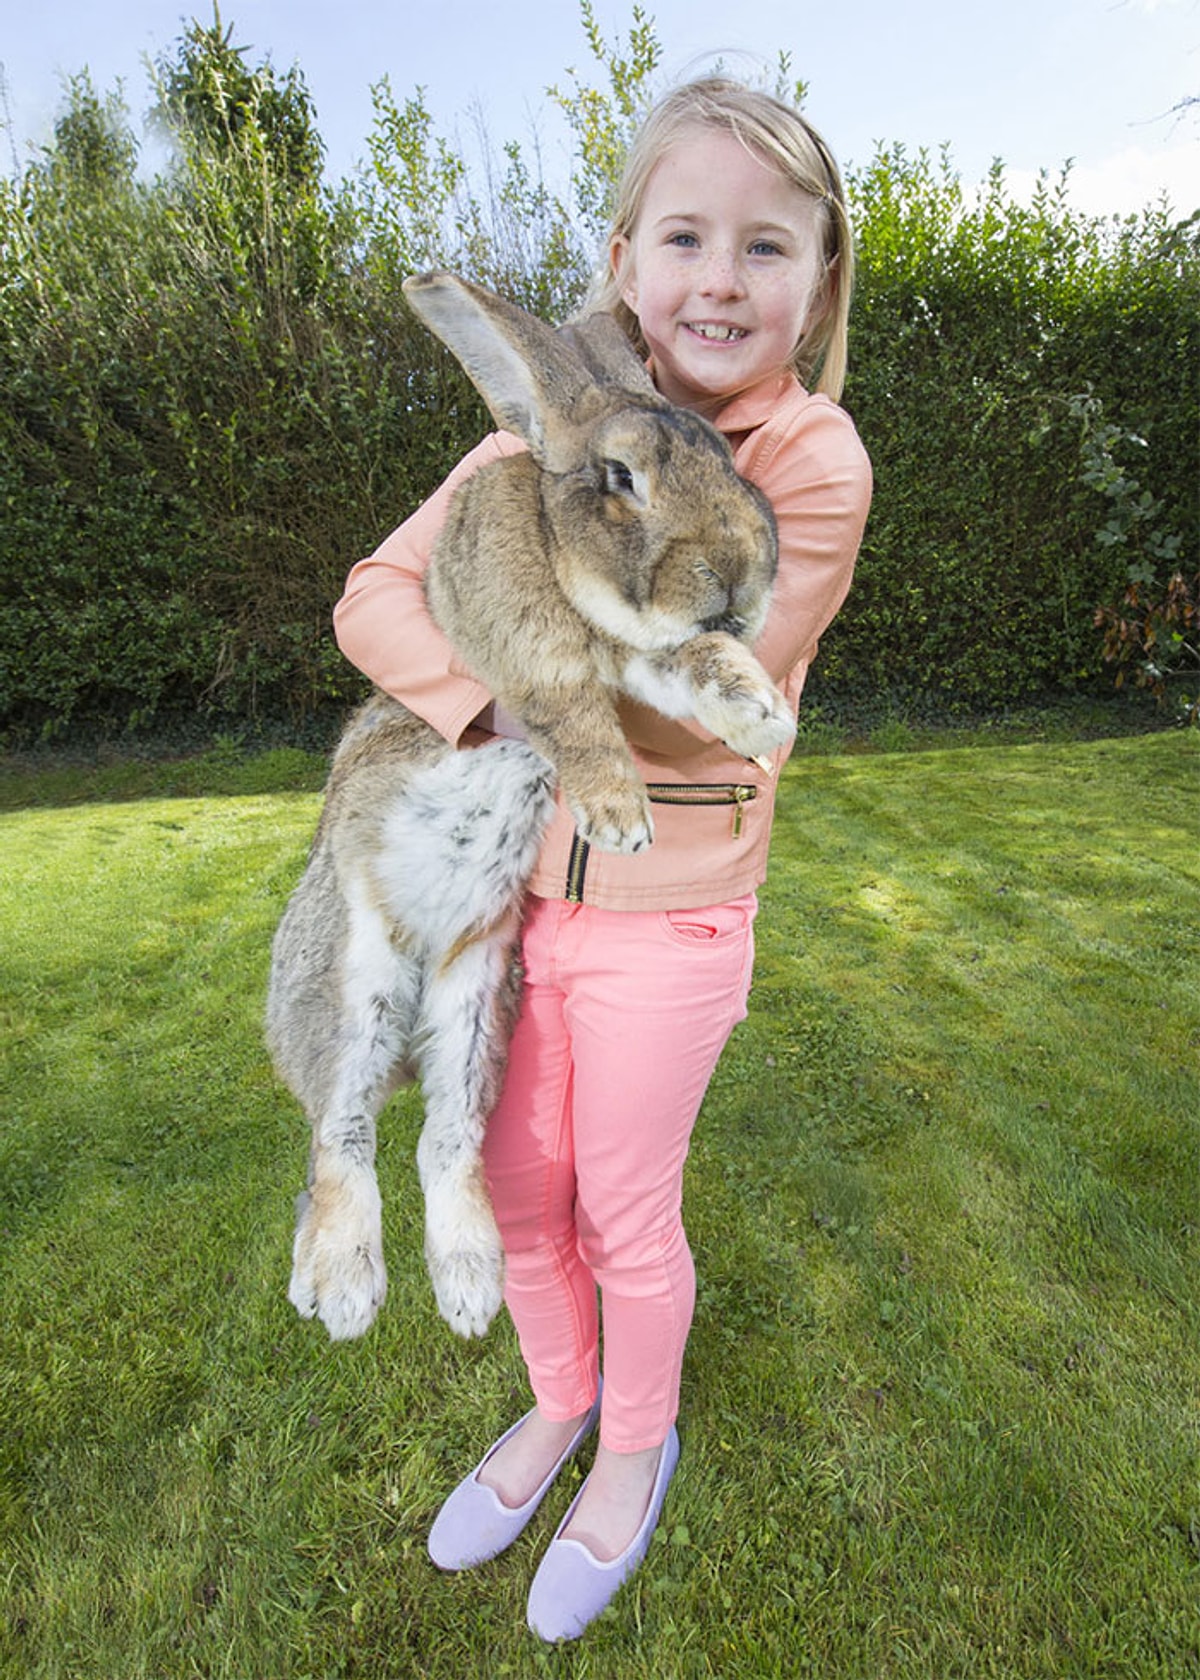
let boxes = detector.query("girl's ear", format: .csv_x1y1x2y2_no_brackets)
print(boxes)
610,234,638,311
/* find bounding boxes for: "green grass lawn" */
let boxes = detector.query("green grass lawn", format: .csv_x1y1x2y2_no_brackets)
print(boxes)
0,731,1197,1679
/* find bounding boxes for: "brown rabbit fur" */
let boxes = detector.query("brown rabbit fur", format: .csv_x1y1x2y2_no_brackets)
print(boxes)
266,272,794,1342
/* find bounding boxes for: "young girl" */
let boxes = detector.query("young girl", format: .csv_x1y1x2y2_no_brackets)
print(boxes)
333,76,872,1642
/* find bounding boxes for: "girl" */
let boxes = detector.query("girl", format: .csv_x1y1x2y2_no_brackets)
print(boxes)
333,76,872,1642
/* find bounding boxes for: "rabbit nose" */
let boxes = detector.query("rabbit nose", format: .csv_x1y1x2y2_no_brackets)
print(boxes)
702,605,747,636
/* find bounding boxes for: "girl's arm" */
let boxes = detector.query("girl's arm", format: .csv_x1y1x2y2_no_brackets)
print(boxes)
333,432,527,744
750,397,872,686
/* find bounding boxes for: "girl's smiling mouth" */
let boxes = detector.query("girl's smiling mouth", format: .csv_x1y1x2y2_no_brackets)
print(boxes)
685,322,749,342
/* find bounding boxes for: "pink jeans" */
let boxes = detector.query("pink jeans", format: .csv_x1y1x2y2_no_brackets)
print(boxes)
481,891,757,1453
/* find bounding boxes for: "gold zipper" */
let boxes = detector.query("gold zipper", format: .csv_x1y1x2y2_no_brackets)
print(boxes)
564,834,590,903
646,782,757,839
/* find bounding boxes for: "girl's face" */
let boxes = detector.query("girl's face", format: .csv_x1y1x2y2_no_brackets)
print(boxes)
611,126,828,418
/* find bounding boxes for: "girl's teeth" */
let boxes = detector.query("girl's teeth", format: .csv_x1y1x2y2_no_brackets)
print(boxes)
690,323,745,341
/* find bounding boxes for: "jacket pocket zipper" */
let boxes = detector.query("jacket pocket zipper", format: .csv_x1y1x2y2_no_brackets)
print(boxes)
646,782,758,839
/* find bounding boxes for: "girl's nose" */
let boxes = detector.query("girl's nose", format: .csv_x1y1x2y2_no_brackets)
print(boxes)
698,248,746,298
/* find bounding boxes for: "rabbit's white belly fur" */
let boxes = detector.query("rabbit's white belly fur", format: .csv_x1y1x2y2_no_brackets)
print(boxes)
373,740,556,949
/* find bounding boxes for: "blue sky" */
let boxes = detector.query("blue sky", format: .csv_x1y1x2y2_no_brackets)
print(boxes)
2,0,1197,217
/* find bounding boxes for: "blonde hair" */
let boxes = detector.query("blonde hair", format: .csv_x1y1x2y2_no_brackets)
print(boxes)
585,77,854,402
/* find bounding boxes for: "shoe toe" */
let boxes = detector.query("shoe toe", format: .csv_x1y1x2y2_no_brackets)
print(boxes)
428,1475,527,1572
527,1537,629,1641
427,1389,603,1572
526,1425,680,1642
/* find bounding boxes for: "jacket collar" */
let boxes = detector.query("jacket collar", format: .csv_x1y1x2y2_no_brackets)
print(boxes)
642,362,807,435
635,362,803,436
711,368,806,435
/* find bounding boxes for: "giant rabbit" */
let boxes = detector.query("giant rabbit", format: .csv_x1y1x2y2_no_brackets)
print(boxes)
267,272,795,1344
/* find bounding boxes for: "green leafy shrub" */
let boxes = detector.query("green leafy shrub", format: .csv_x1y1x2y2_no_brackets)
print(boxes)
0,6,1196,742
819,149,1199,712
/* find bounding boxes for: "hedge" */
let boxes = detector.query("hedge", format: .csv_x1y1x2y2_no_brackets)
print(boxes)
0,18,1195,743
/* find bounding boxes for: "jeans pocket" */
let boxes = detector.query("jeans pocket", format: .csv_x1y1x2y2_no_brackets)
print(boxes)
660,893,757,946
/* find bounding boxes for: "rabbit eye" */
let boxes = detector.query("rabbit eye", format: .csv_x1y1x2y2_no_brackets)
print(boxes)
603,459,635,494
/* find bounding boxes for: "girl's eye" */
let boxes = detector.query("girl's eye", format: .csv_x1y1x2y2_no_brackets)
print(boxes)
749,240,784,257
667,231,699,249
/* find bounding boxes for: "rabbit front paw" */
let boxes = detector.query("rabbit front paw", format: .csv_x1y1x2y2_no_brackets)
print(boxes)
712,684,796,761
571,786,655,855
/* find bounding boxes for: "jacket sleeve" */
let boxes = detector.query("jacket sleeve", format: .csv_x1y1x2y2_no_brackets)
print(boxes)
333,431,528,744
748,396,872,688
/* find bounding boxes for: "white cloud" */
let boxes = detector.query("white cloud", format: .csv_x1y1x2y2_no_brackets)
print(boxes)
989,140,1199,218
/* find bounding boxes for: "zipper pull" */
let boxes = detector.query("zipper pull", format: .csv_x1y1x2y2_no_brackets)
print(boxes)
732,786,751,839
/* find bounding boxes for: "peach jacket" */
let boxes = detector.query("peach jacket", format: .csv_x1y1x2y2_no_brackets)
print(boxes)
333,367,872,911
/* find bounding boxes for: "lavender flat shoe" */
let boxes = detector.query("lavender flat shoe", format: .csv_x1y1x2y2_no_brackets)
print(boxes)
427,1389,602,1572
526,1425,680,1642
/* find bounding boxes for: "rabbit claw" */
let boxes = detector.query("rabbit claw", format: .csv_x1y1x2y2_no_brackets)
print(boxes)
571,789,654,855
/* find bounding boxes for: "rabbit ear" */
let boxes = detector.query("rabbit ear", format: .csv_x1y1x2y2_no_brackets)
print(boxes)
555,312,657,399
404,272,622,470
